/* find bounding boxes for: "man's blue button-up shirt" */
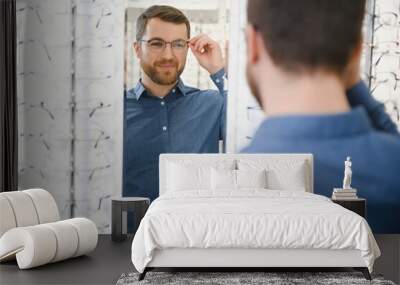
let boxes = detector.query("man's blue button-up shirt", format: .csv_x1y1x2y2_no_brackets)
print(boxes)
242,81,400,233
123,69,226,201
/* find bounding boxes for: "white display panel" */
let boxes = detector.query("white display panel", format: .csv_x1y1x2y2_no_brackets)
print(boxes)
17,0,124,233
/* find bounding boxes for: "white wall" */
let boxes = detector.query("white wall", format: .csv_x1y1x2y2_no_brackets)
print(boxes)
369,0,400,122
226,0,265,153
17,0,125,233
17,0,74,219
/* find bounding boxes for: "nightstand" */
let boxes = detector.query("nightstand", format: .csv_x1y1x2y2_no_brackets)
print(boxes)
332,198,366,218
111,197,150,242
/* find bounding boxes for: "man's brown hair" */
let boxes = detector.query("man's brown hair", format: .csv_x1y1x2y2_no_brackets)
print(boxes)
247,0,366,75
136,5,190,41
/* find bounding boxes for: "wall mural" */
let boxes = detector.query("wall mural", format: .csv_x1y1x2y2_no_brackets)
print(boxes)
17,0,399,233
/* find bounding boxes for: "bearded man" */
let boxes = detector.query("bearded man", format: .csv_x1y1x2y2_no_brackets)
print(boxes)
124,5,226,201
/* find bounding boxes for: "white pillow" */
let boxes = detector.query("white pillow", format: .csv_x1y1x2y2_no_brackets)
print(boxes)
237,159,308,191
266,166,306,191
166,159,235,192
167,163,210,191
211,168,236,190
236,169,267,189
211,169,268,190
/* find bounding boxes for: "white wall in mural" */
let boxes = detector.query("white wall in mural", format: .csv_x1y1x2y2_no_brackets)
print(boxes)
226,0,263,153
369,0,400,123
17,0,124,233
17,0,74,220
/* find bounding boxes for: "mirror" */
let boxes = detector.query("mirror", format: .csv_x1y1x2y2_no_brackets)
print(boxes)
123,0,231,201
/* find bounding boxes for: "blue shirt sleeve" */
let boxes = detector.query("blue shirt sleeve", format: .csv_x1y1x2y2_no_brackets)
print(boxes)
220,95,227,148
210,68,228,144
346,80,399,135
210,68,226,94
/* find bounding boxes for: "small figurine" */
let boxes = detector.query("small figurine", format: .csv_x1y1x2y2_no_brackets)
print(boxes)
342,156,352,189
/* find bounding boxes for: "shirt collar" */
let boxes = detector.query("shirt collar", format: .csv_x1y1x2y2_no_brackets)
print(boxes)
252,107,373,141
130,78,186,100
176,79,186,96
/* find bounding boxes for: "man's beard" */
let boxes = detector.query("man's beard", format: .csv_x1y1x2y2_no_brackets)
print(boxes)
246,64,263,108
141,59,184,85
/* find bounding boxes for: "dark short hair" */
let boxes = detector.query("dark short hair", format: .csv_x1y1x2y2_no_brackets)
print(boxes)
247,0,366,74
136,5,190,41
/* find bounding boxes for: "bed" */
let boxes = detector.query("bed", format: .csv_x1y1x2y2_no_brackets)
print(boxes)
131,154,380,281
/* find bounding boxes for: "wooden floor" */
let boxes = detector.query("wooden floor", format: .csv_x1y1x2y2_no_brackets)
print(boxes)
373,234,400,284
0,234,399,285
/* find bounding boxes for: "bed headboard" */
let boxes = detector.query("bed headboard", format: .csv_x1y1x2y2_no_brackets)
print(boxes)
159,153,314,195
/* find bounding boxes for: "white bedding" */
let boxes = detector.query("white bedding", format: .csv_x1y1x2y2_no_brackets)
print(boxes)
131,190,380,273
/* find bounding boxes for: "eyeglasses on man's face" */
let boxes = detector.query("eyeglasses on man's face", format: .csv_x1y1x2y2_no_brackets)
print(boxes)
138,38,189,53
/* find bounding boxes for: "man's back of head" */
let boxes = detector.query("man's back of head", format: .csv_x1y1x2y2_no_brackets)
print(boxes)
245,0,365,116
247,0,365,75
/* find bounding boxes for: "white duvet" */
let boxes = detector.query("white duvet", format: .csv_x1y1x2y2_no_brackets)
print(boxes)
131,190,380,273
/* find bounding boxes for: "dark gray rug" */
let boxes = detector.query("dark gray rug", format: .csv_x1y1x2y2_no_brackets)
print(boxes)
116,271,396,285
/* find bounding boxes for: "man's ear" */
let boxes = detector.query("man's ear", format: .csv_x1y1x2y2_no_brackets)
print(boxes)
246,24,260,65
350,38,363,64
343,38,363,89
133,42,141,59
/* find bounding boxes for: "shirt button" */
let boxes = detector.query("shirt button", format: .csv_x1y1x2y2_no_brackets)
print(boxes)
172,89,176,93
161,101,165,106
162,126,167,131
216,79,220,83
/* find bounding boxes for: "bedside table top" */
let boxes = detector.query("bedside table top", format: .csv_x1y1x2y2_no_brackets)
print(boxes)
112,197,150,202
331,197,365,202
